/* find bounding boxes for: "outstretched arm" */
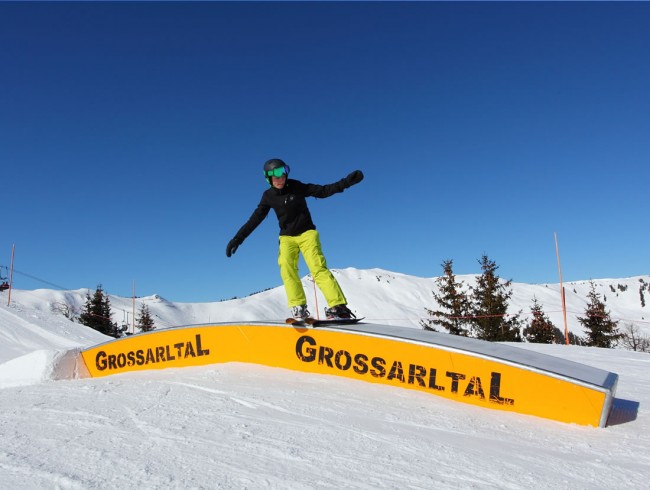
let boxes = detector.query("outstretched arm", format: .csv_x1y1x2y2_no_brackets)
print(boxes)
306,170,364,198
226,203,270,257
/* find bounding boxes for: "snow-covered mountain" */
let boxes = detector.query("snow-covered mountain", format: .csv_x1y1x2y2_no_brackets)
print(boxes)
6,267,649,341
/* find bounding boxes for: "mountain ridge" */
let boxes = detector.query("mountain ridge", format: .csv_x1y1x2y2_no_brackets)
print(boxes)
3,268,648,341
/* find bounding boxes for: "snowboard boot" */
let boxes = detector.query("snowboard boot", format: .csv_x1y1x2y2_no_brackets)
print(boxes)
291,304,311,320
324,304,355,320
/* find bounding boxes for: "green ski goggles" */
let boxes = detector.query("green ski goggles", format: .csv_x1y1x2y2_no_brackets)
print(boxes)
265,166,289,178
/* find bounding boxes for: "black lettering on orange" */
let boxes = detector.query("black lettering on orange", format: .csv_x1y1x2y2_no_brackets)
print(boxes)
408,364,426,387
446,371,466,393
319,346,334,367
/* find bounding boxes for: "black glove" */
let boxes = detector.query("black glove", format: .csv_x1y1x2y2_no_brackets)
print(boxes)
344,170,364,188
226,237,242,257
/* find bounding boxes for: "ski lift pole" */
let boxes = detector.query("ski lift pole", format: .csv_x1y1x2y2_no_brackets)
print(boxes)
7,244,15,306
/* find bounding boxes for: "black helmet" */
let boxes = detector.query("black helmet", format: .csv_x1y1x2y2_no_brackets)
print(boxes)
263,158,290,185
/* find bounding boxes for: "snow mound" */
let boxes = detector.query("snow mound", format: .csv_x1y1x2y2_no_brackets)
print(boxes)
0,348,88,388
0,350,55,388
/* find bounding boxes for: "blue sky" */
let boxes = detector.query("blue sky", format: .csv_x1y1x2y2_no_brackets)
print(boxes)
2,2,649,303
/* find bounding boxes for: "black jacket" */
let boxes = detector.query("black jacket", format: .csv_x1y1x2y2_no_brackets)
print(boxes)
234,177,350,241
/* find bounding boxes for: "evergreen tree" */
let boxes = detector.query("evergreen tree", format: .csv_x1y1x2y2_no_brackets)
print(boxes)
421,259,470,335
136,304,156,333
568,331,586,345
578,281,622,348
78,285,119,338
551,327,586,346
523,298,557,344
640,285,646,308
469,254,522,342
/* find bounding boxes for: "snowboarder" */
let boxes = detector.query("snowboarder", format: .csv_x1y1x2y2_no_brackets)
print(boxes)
226,158,364,320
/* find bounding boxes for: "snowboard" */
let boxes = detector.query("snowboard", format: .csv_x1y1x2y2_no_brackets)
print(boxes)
285,317,364,327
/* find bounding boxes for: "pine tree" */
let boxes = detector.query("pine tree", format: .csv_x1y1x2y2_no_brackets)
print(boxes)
551,327,585,345
578,281,622,348
78,285,119,338
469,255,522,342
421,259,470,335
523,298,557,344
136,304,156,333
640,285,646,308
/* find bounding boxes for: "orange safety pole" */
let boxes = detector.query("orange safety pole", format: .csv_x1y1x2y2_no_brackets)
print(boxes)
554,233,569,345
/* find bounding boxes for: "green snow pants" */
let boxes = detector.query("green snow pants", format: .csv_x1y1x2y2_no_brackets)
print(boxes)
278,229,347,308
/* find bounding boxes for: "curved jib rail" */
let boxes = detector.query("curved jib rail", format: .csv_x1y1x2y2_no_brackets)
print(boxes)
79,322,617,427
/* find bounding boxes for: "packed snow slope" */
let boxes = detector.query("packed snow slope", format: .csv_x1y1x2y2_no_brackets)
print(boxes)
0,268,649,488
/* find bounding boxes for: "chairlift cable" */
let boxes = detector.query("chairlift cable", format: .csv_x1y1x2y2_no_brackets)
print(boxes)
10,268,71,291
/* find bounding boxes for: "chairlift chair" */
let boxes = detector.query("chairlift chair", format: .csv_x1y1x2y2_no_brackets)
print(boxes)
0,266,9,291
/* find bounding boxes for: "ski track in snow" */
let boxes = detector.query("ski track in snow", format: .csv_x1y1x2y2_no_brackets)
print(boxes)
0,355,648,489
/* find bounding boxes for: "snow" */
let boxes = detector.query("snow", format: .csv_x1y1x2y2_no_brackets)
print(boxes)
1,268,649,488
